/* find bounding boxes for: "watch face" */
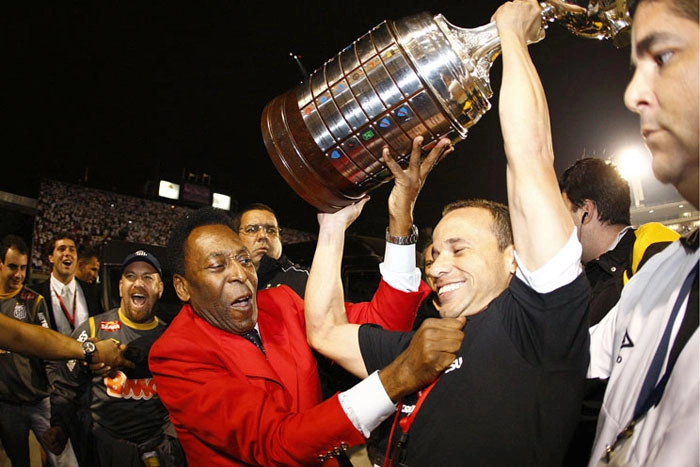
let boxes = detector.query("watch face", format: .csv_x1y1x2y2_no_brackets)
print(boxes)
83,341,96,352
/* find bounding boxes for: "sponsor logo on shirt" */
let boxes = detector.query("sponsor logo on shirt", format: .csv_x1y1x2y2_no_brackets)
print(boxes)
104,371,157,400
616,330,635,363
77,330,89,342
99,320,122,331
445,356,463,374
19,290,37,301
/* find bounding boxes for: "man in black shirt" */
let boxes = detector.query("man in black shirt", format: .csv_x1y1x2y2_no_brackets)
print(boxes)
305,2,590,465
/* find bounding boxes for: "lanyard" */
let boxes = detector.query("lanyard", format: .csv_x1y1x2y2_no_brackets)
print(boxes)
382,377,440,467
54,287,77,329
603,262,698,462
633,263,698,420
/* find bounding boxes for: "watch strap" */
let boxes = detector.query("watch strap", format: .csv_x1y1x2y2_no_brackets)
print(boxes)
385,224,419,245
82,341,96,364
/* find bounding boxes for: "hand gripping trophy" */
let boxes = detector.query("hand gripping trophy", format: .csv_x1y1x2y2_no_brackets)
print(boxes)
261,0,631,212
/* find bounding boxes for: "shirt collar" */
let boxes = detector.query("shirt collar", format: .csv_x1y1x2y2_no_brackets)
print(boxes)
606,225,634,253
50,274,75,293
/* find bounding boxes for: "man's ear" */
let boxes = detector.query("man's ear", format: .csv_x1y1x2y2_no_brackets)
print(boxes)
173,274,190,302
581,199,596,225
156,279,164,299
504,244,517,275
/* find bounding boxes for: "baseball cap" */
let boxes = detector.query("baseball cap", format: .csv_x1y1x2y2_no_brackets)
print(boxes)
121,250,163,277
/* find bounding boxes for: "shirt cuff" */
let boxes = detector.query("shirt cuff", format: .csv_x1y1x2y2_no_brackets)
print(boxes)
514,230,583,294
379,243,421,292
338,370,397,437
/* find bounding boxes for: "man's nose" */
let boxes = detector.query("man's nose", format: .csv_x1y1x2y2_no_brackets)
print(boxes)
624,68,650,115
227,261,248,282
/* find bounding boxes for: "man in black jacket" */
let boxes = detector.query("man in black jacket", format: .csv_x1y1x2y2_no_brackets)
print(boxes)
35,233,103,335
35,232,103,465
233,203,309,298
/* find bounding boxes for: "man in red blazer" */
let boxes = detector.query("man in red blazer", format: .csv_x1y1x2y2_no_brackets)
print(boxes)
150,138,465,466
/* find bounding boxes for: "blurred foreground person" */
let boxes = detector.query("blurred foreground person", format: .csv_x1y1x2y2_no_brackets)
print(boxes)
587,0,699,464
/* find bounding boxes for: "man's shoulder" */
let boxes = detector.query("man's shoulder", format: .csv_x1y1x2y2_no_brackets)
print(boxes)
76,277,99,294
628,223,681,278
18,285,44,302
277,254,309,272
258,284,301,303
507,270,589,301
151,309,195,352
635,222,681,241
90,308,120,324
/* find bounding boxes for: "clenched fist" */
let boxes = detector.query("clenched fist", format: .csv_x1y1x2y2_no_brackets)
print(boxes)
379,317,465,402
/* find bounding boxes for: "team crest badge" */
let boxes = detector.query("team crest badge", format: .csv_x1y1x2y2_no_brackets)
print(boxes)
13,303,27,320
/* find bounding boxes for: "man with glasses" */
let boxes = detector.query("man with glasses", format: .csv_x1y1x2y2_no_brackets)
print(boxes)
233,203,309,298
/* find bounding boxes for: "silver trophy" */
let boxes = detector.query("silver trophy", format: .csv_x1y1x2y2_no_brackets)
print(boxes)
261,0,631,212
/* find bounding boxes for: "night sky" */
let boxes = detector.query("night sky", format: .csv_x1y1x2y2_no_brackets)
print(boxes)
3,1,653,237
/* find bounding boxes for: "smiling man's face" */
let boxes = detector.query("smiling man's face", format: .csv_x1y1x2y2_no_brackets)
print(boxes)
429,207,515,319
119,261,163,324
49,238,77,282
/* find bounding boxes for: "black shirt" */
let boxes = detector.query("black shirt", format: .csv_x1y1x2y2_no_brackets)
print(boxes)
360,274,590,467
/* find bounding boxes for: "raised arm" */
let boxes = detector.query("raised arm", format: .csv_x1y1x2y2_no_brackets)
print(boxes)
305,198,370,377
495,0,575,270
305,136,454,375
385,136,454,239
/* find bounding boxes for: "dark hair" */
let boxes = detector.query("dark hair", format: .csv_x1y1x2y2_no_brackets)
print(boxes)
441,199,513,251
167,207,236,276
232,203,277,231
78,245,100,261
559,157,631,226
49,232,77,253
1,235,29,262
629,0,699,22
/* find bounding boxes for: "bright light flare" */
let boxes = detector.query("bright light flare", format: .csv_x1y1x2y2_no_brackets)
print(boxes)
613,147,651,183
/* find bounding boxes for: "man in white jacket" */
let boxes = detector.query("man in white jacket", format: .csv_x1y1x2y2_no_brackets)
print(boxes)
587,0,699,465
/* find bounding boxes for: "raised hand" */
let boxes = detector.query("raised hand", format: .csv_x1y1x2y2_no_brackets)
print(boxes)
316,196,370,234
492,0,546,45
383,136,454,234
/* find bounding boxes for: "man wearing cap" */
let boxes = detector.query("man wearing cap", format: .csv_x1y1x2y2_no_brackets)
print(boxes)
43,250,186,467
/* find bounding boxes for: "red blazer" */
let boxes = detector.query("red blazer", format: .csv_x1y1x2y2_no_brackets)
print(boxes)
149,280,430,466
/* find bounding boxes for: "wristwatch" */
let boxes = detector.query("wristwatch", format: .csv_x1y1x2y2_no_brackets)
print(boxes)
82,341,97,364
385,224,419,245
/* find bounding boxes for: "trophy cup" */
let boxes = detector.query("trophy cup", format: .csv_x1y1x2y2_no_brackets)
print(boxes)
261,0,631,212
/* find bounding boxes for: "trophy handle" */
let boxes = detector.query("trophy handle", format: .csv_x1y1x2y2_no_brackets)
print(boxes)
540,0,631,47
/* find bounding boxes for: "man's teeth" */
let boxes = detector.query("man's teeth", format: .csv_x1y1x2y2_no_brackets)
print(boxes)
439,283,462,295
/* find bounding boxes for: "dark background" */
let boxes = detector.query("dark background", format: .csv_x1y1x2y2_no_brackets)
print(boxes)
3,1,660,237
